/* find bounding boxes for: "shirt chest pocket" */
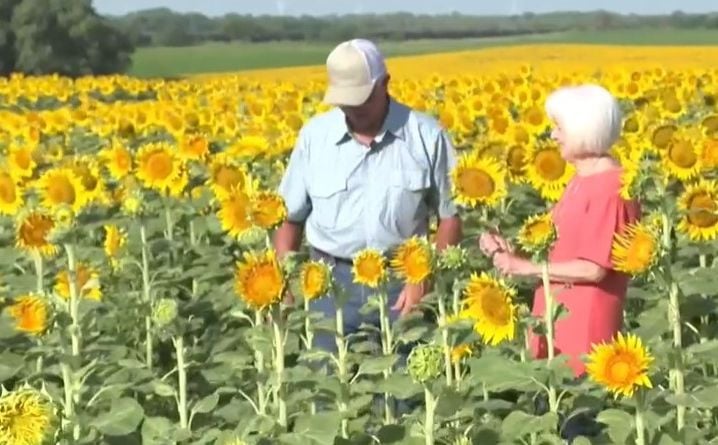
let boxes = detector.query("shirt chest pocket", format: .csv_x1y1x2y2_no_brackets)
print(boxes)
386,168,432,236
308,175,357,230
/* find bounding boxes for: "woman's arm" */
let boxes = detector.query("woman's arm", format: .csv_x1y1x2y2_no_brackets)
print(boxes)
493,252,608,284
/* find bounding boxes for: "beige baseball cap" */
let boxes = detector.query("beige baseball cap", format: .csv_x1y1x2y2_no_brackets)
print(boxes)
323,39,387,107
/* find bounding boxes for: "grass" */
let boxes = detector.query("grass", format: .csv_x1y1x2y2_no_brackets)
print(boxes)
128,28,718,78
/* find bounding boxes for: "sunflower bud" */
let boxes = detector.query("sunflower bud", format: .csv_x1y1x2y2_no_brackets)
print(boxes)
438,245,468,270
152,298,178,328
121,188,145,218
517,212,557,262
407,344,444,384
46,204,76,244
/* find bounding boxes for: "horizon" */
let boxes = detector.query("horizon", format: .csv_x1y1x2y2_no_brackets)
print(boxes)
93,0,717,18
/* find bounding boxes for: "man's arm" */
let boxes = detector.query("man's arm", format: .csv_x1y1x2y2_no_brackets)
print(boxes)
274,128,311,260
431,129,462,251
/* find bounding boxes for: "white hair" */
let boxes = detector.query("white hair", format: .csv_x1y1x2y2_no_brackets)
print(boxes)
544,84,622,157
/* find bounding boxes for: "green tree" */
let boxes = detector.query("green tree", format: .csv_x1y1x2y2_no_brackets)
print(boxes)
0,0,22,75
10,0,134,76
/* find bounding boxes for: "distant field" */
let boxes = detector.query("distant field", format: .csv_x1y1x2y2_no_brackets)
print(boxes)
128,28,718,78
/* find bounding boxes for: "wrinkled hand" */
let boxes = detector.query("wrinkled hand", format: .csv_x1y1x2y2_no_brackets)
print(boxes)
493,251,533,276
478,232,512,256
392,281,429,316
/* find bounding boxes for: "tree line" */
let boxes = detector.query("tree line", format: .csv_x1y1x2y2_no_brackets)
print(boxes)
112,9,718,47
0,0,717,77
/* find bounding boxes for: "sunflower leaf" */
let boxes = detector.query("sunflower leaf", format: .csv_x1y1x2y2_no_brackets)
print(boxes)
500,410,559,440
596,408,634,444
91,397,145,436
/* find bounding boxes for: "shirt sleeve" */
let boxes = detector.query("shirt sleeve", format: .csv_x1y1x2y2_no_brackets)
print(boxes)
428,128,459,219
574,192,641,269
277,128,311,223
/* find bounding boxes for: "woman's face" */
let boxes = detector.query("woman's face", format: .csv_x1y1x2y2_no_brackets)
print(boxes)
550,120,571,159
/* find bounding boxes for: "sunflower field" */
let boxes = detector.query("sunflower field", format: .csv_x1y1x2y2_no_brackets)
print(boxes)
0,44,717,445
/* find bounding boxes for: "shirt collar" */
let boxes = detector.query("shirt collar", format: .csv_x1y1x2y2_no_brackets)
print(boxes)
333,97,406,145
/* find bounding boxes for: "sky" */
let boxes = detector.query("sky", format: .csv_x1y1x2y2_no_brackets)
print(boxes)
93,0,716,17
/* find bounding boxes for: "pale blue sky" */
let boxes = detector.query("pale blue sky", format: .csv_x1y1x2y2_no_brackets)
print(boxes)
94,0,716,17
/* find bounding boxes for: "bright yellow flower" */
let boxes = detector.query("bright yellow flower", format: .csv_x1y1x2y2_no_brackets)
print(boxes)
525,141,574,202
298,260,331,301
0,388,56,445
135,142,185,195
7,295,49,336
586,332,653,399
35,168,89,214
390,236,433,284
450,150,507,208
517,212,557,258
611,222,661,276
352,248,387,289
459,272,517,346
15,210,58,258
677,179,718,242
99,142,133,180
250,191,287,229
0,172,24,216
234,249,285,310
54,262,102,302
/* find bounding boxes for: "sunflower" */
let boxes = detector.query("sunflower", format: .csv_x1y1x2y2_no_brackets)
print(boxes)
99,142,133,180
648,122,677,150
352,248,387,289
7,294,49,336
699,138,718,171
677,180,718,242
103,225,127,269
35,168,89,213
517,212,557,259
217,192,255,240
525,141,574,202
0,388,56,445
0,172,23,216
67,157,108,205
234,249,285,310
585,331,653,398
701,113,718,137
250,191,287,229
662,132,701,182
619,157,642,201
611,222,661,276
450,343,473,364
459,272,517,346
298,260,331,301
15,211,58,258
135,142,184,195
179,134,210,161
506,144,528,183
207,156,251,200
450,150,507,208
54,262,102,302
6,145,36,181
390,236,433,284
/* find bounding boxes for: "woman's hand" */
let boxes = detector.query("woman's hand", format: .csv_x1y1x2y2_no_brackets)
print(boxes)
493,251,536,277
478,232,512,257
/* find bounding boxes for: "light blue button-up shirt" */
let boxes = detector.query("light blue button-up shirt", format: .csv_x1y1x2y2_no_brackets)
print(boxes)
278,98,458,259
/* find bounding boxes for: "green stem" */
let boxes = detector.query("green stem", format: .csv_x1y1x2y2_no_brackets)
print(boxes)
438,295,454,386
661,214,685,432
141,223,153,370
254,310,267,415
64,243,82,440
336,304,348,438
272,305,287,428
635,392,646,445
174,335,189,430
32,251,43,295
541,262,558,413
424,385,436,445
164,205,174,242
190,219,198,298
378,291,395,424
304,298,314,350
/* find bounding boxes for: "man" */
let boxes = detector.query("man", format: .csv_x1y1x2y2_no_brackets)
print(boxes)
273,38,462,354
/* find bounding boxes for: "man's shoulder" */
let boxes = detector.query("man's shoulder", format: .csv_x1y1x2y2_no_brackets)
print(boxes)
299,107,343,136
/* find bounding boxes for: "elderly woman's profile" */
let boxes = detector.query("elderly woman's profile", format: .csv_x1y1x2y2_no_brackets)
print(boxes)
479,84,641,440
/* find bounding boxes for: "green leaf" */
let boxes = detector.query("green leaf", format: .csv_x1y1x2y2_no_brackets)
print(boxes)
141,416,175,445
373,374,423,400
285,411,342,444
355,354,398,376
92,397,145,436
0,352,24,383
596,408,634,444
152,381,176,397
192,391,220,414
665,386,718,408
500,410,559,440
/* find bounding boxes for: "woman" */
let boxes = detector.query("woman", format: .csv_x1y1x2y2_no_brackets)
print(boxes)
480,84,641,377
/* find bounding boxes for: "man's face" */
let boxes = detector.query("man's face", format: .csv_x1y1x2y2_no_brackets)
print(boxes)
340,76,389,131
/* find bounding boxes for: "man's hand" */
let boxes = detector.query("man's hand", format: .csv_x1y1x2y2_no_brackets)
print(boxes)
392,281,429,316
